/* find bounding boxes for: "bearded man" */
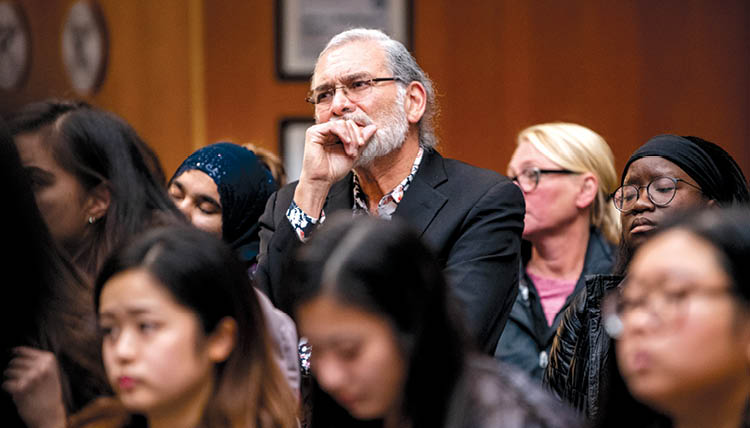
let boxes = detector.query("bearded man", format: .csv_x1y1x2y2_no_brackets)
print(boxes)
256,28,524,353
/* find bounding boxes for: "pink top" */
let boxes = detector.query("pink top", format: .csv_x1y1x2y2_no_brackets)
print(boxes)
527,271,577,326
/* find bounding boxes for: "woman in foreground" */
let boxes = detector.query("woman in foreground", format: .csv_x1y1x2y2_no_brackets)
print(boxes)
287,214,580,428
70,226,298,428
607,208,750,428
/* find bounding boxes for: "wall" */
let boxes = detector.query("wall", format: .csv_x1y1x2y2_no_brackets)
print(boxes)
0,0,197,174
2,0,748,178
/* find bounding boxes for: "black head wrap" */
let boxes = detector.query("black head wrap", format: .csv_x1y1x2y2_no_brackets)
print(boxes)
171,142,278,265
621,134,749,206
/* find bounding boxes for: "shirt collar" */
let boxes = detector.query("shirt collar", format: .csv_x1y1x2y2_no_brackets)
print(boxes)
352,146,424,218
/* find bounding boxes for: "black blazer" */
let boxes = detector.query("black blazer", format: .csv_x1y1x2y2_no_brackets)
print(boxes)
255,149,525,353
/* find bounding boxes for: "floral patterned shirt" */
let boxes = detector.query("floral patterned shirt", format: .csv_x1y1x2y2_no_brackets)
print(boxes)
286,147,424,242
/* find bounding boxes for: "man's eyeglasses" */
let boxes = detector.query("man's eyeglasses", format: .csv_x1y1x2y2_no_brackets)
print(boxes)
610,176,702,213
509,167,577,193
306,76,402,108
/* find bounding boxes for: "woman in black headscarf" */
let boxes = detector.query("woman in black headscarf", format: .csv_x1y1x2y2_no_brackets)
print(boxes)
168,142,278,270
612,135,749,274
543,134,750,427
168,142,301,399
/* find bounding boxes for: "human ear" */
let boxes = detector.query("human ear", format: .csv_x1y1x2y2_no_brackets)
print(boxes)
403,81,427,125
85,182,111,223
575,173,598,210
207,317,237,363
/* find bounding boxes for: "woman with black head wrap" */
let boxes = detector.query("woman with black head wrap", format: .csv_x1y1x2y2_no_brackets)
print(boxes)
168,142,301,400
613,135,750,275
543,134,750,427
169,142,278,269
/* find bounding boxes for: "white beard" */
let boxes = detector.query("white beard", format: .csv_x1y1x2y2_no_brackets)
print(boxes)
335,91,409,168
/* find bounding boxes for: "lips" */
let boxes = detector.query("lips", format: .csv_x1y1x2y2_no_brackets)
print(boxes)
117,376,137,391
333,392,360,409
630,217,656,234
625,350,652,373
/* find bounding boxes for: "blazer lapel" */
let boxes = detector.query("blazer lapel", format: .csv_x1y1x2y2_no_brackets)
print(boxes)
394,149,448,237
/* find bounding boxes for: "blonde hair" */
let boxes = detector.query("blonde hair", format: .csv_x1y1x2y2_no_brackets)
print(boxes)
518,123,620,244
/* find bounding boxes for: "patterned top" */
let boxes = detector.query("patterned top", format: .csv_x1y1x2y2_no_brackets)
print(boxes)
286,147,424,241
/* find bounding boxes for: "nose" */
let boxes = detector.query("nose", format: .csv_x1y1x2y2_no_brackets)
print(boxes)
330,87,355,117
621,305,657,338
112,328,138,363
173,198,193,221
631,186,654,212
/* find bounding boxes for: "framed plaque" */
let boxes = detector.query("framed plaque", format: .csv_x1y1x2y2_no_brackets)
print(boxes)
279,117,314,182
61,0,108,95
0,1,31,90
276,0,412,80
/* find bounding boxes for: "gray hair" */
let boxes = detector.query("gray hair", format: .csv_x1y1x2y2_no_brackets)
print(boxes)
316,28,438,149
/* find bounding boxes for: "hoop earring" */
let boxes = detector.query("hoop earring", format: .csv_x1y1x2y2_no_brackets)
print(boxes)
88,216,96,224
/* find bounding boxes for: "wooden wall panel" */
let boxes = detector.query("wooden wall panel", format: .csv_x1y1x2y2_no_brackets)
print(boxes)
416,1,749,176
2,1,748,181
202,0,312,156
0,0,195,176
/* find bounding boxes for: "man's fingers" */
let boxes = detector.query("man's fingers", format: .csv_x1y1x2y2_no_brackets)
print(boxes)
3,366,26,381
362,124,377,143
1,378,21,393
5,356,35,371
11,346,41,357
344,121,362,156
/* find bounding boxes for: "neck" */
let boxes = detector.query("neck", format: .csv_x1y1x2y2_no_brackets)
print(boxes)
147,375,214,428
354,136,420,213
672,383,748,428
526,216,591,281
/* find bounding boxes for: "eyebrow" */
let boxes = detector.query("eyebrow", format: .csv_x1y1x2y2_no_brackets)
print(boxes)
170,180,184,193
195,194,221,210
311,72,373,93
99,307,158,319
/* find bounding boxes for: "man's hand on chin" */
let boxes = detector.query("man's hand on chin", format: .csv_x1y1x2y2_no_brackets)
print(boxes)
294,119,377,217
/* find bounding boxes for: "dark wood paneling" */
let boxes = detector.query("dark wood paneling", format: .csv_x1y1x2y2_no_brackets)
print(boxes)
2,1,748,179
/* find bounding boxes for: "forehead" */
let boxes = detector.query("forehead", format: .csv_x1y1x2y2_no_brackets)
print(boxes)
312,40,389,87
623,156,691,183
297,295,394,342
15,132,55,167
172,170,220,199
99,268,180,313
508,140,558,170
628,230,725,288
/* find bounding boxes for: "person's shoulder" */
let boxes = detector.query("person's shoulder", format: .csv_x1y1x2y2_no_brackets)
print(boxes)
424,150,517,204
453,355,583,428
436,151,507,184
584,274,622,302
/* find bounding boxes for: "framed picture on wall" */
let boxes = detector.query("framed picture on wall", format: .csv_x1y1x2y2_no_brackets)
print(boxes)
275,0,412,81
279,117,314,183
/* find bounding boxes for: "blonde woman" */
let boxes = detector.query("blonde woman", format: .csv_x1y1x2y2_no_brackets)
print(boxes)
495,122,620,380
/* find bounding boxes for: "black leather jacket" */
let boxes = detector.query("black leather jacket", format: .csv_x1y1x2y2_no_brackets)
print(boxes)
543,274,622,421
545,274,750,427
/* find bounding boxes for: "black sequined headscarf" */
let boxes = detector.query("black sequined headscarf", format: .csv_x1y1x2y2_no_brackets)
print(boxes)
621,134,750,206
171,142,278,265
